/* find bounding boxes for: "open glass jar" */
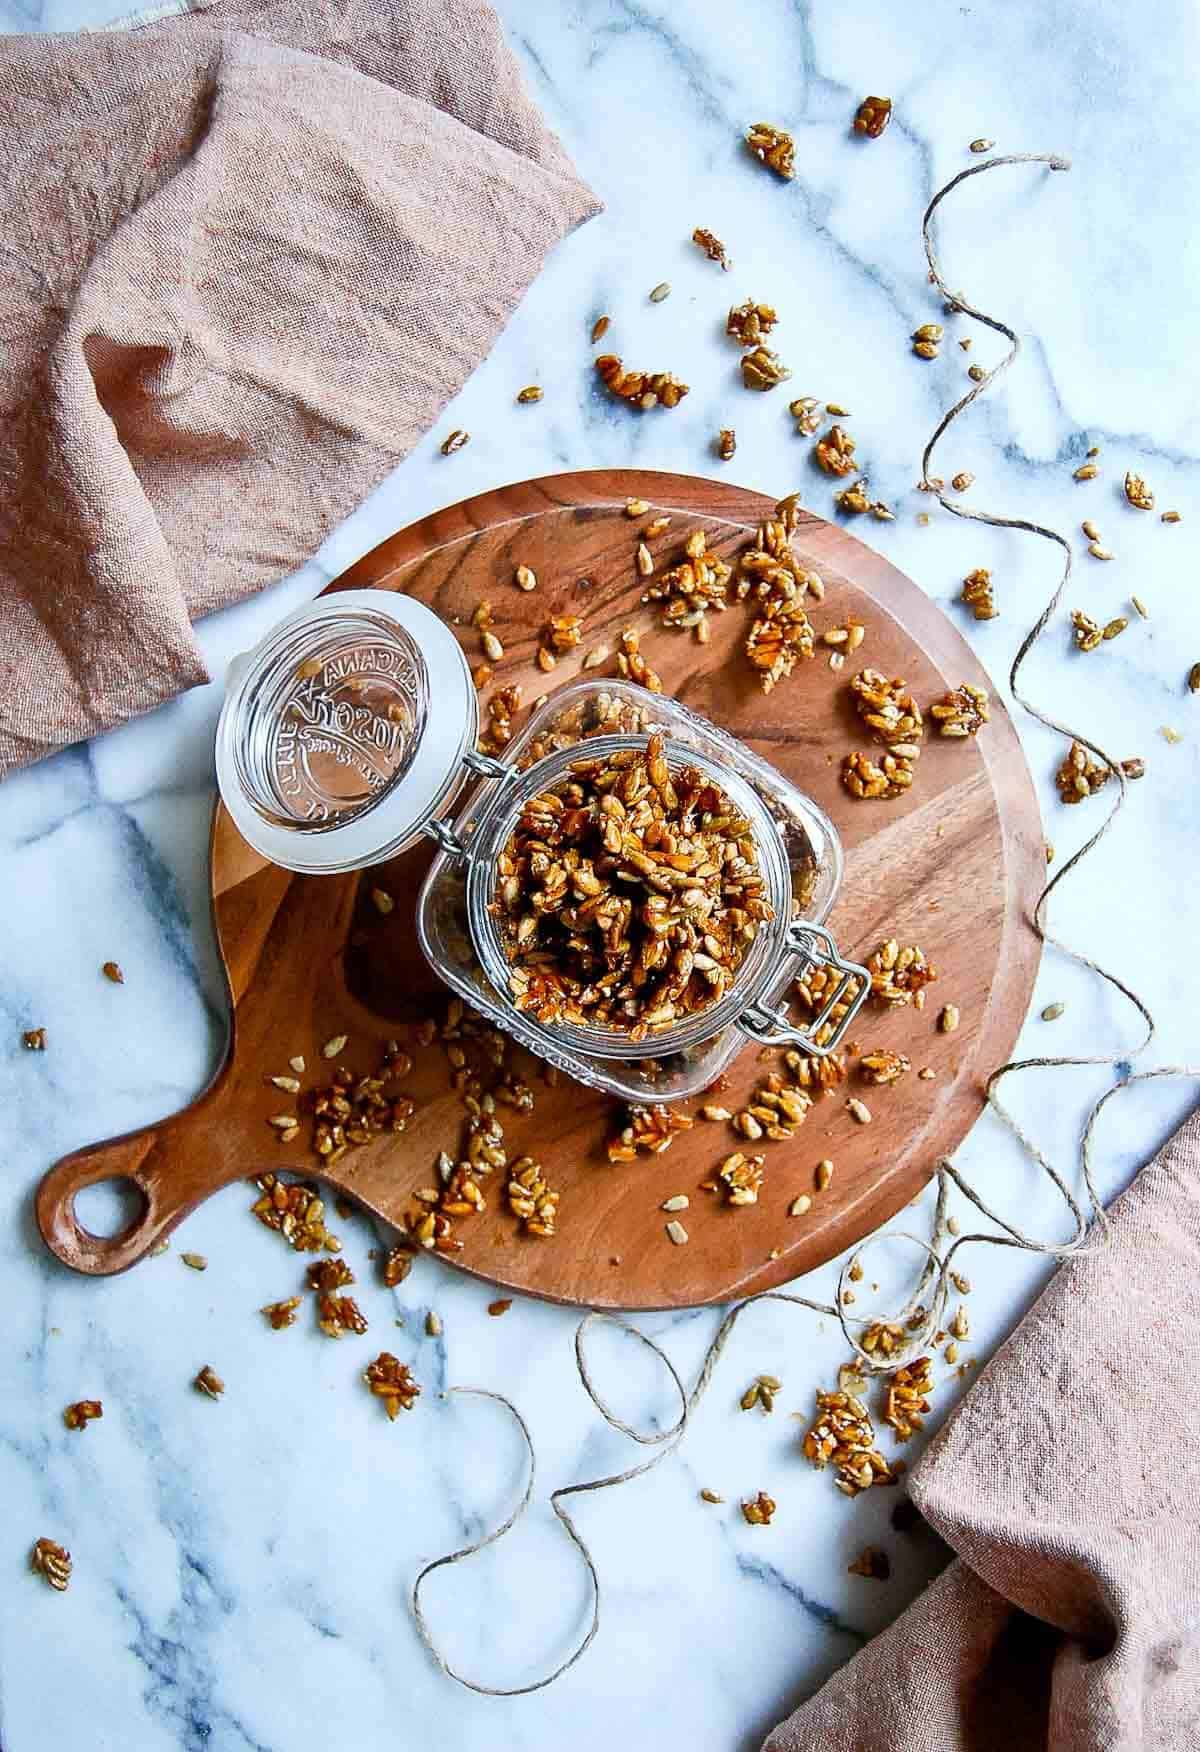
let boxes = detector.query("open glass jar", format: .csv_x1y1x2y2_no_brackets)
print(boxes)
216,591,869,1103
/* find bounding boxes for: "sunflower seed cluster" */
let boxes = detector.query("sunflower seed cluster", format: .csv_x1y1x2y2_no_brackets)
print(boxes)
726,300,778,346
496,735,772,1040
929,683,989,737
867,940,938,1009
642,527,732,640
595,354,689,410
801,1389,898,1496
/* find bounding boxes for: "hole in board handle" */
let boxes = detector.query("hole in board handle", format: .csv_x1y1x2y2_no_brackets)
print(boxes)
73,1176,148,1242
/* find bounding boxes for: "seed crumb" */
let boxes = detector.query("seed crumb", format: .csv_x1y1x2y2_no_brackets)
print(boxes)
31,1538,72,1592
745,121,795,179
692,227,732,271
740,1490,776,1525
1124,471,1154,511
101,960,124,984
487,1298,513,1317
22,1027,46,1051
699,1488,725,1504
425,1311,443,1338
63,1399,103,1432
261,1297,302,1330
848,1545,891,1580
193,1365,224,1399
180,1252,207,1271
789,1194,812,1217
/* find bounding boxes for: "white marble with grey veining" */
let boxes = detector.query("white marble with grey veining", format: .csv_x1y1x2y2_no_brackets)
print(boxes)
1,2,1199,1748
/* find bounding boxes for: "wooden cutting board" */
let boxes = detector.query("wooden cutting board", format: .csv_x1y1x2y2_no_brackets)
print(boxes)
36,470,1044,1310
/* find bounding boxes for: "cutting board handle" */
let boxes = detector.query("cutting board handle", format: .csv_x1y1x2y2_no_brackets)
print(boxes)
36,1086,239,1276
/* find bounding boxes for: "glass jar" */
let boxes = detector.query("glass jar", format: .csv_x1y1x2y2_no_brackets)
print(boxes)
216,592,869,1103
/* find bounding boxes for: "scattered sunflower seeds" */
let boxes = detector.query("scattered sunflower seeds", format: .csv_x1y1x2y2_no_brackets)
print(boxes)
665,1219,690,1245
322,1034,348,1059
101,961,124,984
371,887,394,915
1041,1002,1066,1022
591,315,611,344
425,1311,443,1338
789,1194,812,1217
439,429,469,456
516,385,543,404
515,565,537,592
649,282,671,303
661,1195,690,1213
969,138,995,153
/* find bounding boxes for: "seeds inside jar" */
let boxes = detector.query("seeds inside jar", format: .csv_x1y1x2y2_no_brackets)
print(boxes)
492,735,773,1041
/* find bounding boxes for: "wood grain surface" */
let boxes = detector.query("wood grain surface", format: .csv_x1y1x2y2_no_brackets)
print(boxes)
36,470,1045,1309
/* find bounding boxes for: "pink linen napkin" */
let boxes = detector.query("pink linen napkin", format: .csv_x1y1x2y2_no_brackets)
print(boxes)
765,1104,1200,1752
0,0,599,773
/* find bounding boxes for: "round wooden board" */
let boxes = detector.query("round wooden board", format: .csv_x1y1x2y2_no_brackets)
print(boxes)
37,470,1044,1309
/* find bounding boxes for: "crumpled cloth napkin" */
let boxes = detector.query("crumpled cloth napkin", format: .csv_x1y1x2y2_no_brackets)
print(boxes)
764,1104,1200,1752
0,0,599,774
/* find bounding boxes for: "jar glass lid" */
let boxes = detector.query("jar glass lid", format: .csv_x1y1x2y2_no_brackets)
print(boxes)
215,589,476,875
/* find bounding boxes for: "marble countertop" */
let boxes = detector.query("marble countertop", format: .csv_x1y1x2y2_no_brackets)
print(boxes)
3,1,1199,1748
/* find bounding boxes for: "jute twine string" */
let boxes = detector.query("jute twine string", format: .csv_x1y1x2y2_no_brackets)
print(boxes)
412,152,1200,1695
